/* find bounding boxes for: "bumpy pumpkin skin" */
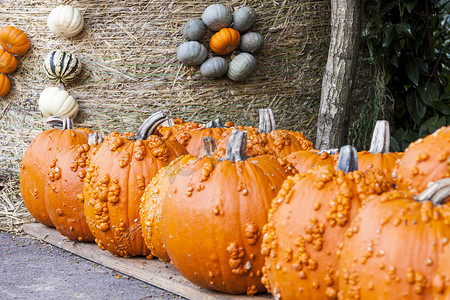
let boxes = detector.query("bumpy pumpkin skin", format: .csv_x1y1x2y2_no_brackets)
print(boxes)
184,127,233,156
140,154,196,262
217,128,314,158
83,132,187,257
0,25,30,55
20,127,91,227
286,150,337,174
436,241,450,299
45,143,98,242
261,166,392,299
161,154,296,295
393,125,450,194
358,151,403,179
338,190,450,299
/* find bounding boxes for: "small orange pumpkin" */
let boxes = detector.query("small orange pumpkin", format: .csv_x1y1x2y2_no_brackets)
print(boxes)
210,27,240,55
0,48,18,73
0,26,30,55
0,74,10,97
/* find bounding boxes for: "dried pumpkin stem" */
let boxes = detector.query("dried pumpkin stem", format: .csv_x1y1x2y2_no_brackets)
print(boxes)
336,145,358,173
45,116,64,128
202,136,217,157
222,128,247,162
258,108,276,133
134,110,169,140
88,132,103,146
416,178,450,206
63,117,74,130
317,148,339,155
45,116,74,130
205,118,225,128
369,120,390,154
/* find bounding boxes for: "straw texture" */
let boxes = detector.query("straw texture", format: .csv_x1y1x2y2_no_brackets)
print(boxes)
0,0,348,232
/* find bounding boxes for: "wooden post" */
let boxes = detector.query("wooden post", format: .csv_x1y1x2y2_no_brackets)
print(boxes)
316,0,362,149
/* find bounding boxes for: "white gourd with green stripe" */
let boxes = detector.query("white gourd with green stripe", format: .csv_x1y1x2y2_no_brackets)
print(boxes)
43,50,83,83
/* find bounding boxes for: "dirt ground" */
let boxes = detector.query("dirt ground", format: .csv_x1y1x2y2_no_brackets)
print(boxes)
0,231,185,300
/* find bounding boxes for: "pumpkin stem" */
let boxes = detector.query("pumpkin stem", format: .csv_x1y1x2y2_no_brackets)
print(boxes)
88,132,103,146
45,116,74,129
134,111,169,140
45,116,64,128
369,120,390,154
205,118,225,128
222,128,247,162
258,108,276,133
317,148,339,155
203,136,217,157
63,117,74,130
336,145,358,173
416,178,450,206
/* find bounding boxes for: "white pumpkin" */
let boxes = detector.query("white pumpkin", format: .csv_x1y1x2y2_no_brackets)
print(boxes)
47,5,84,38
38,87,79,119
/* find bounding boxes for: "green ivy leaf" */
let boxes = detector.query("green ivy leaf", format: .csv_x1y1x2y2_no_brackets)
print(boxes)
407,91,426,123
395,23,412,35
433,101,450,115
417,83,439,106
406,60,419,86
382,24,395,48
406,1,416,13
380,2,397,16
389,55,398,67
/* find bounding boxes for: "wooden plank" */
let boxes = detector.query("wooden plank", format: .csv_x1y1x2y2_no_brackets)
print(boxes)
23,222,272,300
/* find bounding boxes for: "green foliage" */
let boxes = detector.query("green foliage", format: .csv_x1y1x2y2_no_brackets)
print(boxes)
362,0,449,151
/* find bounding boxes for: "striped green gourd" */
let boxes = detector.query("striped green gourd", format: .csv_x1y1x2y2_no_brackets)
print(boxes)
43,50,82,83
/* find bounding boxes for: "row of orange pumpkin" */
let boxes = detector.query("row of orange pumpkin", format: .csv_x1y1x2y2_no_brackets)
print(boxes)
20,110,449,299
0,25,31,97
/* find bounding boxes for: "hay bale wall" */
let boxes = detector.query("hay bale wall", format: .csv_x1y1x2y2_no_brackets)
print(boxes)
0,0,331,178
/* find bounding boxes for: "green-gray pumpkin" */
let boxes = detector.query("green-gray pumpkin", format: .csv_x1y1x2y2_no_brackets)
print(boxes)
43,50,82,83
227,52,257,81
239,32,264,53
200,57,228,78
183,19,205,41
177,41,207,66
232,7,257,32
201,4,232,31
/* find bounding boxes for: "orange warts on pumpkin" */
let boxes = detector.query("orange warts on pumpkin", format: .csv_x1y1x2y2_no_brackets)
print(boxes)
244,222,260,245
227,242,246,275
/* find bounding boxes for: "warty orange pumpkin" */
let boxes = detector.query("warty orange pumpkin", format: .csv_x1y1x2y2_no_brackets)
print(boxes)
338,178,450,299
82,111,188,257
161,129,297,295
261,146,392,299
393,125,449,194
357,120,403,180
44,133,103,242
20,117,92,227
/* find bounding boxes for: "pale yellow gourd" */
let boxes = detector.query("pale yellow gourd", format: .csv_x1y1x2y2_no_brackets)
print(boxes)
38,87,79,119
